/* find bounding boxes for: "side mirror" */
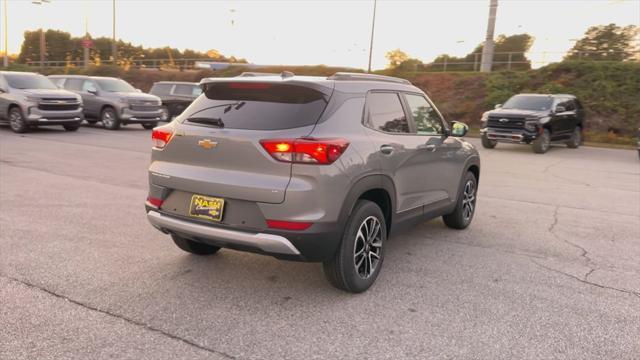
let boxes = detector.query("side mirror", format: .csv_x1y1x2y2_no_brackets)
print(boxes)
136,88,142,93
494,104,502,109
87,88,98,95
555,105,566,113
450,121,469,137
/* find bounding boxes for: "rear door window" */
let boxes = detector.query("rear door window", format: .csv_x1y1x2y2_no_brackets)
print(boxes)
365,92,410,134
183,82,329,130
174,84,201,96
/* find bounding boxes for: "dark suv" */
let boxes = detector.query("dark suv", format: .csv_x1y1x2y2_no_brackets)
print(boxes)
149,81,202,121
480,94,584,153
145,72,480,293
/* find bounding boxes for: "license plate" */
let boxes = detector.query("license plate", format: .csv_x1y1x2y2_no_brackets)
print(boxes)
189,194,225,222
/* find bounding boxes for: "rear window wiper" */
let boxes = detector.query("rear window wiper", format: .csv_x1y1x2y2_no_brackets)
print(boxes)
186,117,225,128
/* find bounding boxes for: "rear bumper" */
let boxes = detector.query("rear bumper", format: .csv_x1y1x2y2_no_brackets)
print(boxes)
146,209,342,262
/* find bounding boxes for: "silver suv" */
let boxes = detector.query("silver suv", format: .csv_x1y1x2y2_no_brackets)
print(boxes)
145,72,480,292
0,71,83,133
49,75,163,130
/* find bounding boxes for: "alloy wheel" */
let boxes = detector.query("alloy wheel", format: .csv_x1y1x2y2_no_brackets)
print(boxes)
462,180,476,221
102,111,115,127
9,110,23,132
354,216,383,279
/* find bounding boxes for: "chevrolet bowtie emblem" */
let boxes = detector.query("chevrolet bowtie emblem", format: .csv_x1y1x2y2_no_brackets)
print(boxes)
499,118,509,123
198,139,217,149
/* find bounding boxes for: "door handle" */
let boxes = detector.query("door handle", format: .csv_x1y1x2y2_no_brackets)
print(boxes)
380,145,394,155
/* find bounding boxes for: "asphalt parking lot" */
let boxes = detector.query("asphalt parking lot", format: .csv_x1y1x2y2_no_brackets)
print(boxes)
1,125,639,360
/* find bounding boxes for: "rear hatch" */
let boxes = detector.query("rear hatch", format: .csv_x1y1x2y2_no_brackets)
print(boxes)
150,78,333,205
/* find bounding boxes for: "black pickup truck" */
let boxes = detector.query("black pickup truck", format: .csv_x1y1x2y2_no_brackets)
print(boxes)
149,81,202,121
480,94,584,154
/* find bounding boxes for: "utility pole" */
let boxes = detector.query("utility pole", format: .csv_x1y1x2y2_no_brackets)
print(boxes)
480,0,498,72
367,0,377,73
83,16,90,68
112,0,117,64
39,28,45,68
3,0,8,67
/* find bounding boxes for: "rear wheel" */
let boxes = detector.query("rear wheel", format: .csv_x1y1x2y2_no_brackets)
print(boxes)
101,107,120,130
566,127,581,148
481,134,497,149
323,200,386,293
63,124,80,131
8,107,28,133
532,128,551,154
443,171,477,229
171,234,221,255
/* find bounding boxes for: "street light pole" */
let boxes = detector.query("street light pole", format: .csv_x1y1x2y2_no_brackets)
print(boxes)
3,0,8,67
367,0,377,73
112,0,117,64
32,0,50,68
480,0,498,73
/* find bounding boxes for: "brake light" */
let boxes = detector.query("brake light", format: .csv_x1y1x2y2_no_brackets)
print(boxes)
266,220,313,231
260,138,349,165
152,127,174,149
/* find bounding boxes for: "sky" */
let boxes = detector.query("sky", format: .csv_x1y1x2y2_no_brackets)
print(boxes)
1,0,639,70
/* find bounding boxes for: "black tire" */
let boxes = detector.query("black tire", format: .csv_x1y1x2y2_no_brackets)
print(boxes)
532,128,551,154
8,107,29,133
566,127,581,148
323,200,386,293
141,123,156,130
101,107,120,130
171,234,221,255
481,134,497,149
160,106,170,121
443,171,478,230
63,124,80,131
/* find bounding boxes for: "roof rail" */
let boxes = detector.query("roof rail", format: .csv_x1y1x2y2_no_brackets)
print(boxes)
236,71,296,78
327,72,411,85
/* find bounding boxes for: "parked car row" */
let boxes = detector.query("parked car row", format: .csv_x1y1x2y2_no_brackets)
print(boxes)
0,71,201,133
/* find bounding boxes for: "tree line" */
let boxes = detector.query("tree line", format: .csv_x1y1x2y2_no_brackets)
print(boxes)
385,24,639,71
17,29,247,66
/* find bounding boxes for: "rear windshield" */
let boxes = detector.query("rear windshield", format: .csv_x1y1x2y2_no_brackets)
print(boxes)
181,82,328,130
5,73,57,90
503,95,553,111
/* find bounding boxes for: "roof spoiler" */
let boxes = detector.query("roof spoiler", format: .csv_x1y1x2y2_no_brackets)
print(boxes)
327,72,411,85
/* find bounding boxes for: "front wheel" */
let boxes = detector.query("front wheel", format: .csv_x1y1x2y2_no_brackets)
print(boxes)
532,129,551,154
481,134,497,149
323,200,386,293
566,127,581,148
8,107,28,133
101,107,120,130
171,234,221,255
141,123,156,130
443,171,478,229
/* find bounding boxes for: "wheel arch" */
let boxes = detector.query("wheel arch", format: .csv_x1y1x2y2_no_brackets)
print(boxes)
339,174,397,235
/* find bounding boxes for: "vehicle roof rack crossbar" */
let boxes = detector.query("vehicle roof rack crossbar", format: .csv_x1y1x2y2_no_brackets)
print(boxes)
327,72,411,85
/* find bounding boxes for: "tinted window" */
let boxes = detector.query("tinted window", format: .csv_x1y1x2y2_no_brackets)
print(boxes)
64,78,84,91
150,83,172,96
174,84,201,96
95,78,136,93
405,94,444,135
561,98,576,111
503,95,553,111
4,73,57,90
183,82,328,130
365,92,409,134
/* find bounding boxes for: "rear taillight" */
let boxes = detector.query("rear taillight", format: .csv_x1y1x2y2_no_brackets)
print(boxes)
146,196,163,208
260,138,349,165
266,220,313,231
152,127,174,149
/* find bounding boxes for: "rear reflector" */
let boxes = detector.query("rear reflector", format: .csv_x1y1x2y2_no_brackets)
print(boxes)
266,220,313,231
260,138,349,165
152,127,174,149
146,196,163,208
